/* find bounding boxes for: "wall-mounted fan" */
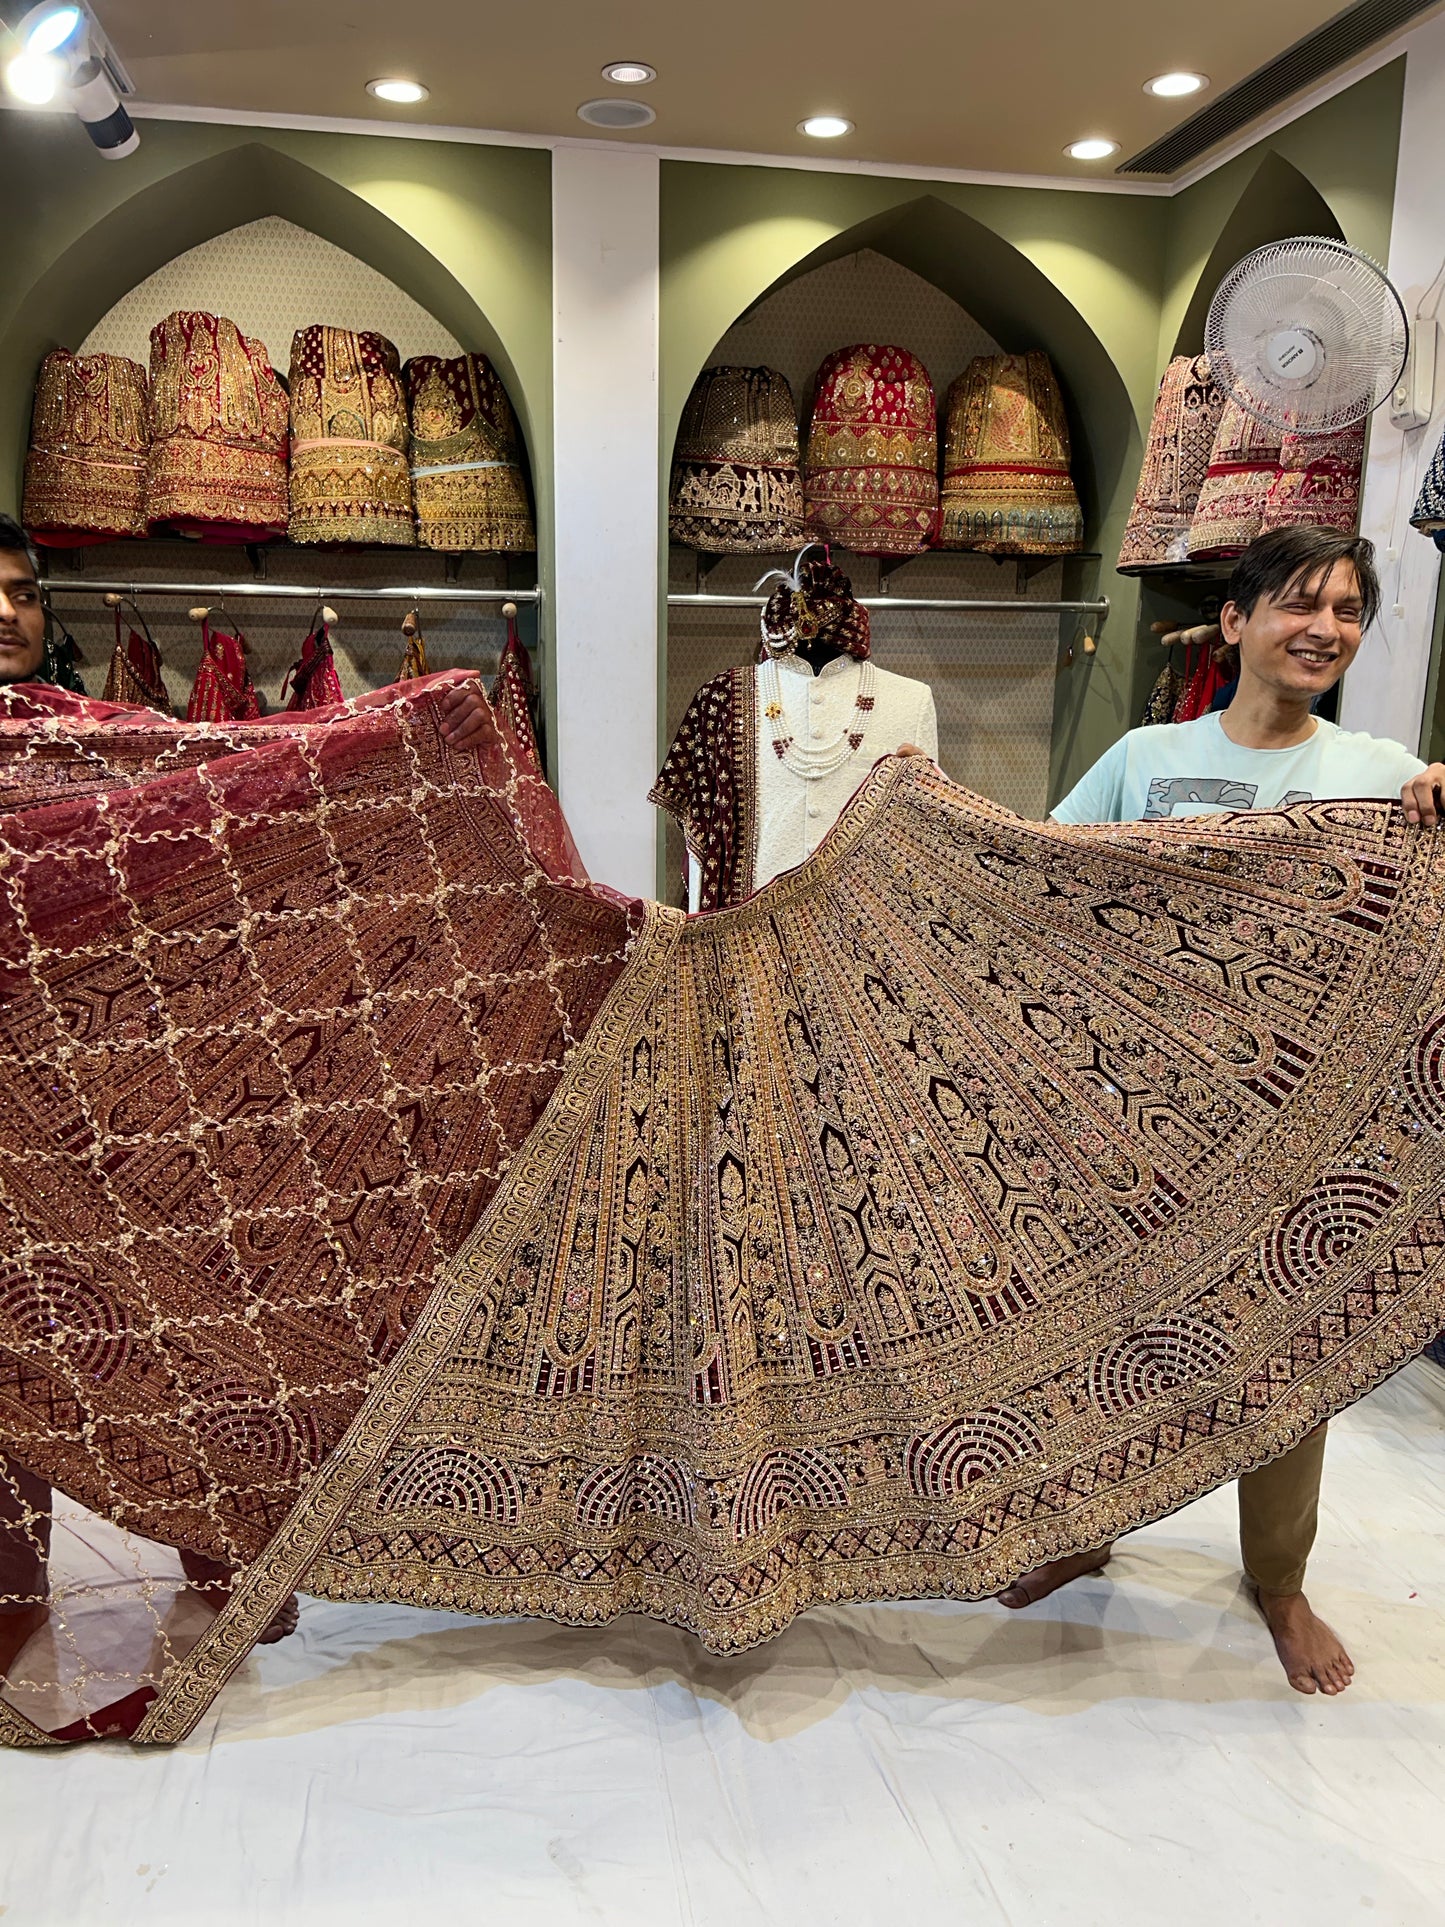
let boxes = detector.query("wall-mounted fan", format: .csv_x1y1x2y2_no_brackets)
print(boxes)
1204,237,1409,436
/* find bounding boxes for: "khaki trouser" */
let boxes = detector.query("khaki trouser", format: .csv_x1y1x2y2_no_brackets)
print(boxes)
1237,1424,1327,1595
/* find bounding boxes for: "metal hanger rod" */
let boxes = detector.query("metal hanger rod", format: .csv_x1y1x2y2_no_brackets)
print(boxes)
39,579,540,605
667,593,1110,615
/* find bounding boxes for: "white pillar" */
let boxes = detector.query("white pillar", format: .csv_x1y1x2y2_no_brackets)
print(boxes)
550,144,661,897
1346,12,1445,750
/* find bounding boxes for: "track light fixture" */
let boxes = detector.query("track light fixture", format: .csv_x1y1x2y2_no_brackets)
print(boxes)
3,3,138,159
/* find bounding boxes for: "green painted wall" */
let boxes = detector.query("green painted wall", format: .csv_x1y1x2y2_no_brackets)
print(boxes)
0,113,556,743
660,59,1406,805
659,165,1168,805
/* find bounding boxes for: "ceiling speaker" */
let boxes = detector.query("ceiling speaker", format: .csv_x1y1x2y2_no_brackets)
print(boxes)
576,97,656,130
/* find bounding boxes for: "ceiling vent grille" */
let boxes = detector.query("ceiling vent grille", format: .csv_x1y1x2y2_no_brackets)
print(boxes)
1117,0,1431,176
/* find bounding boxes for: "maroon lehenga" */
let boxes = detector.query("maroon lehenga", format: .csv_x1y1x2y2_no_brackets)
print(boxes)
1,677,1444,1743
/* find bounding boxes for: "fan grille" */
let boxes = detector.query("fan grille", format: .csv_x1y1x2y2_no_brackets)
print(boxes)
1204,237,1408,434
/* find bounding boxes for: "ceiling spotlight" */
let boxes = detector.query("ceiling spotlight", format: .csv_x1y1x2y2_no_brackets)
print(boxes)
1144,71,1208,97
799,115,853,139
602,61,655,84
4,48,64,102
1065,137,1119,161
367,78,429,104
23,4,84,54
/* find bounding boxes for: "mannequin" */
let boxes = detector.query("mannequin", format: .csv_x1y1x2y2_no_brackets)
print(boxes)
651,547,938,912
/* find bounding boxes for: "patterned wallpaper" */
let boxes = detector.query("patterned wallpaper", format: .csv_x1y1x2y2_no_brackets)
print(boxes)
80,216,463,374
712,247,1000,425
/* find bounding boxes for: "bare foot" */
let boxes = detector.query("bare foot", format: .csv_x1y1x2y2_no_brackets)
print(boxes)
0,1603,47,1678
1253,1585,1354,1695
998,1545,1113,1609
256,1595,300,1645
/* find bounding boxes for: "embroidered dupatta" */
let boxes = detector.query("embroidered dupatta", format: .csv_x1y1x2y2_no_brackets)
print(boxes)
649,665,758,910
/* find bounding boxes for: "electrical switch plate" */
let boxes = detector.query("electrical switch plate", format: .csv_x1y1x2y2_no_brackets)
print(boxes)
1390,315,1438,430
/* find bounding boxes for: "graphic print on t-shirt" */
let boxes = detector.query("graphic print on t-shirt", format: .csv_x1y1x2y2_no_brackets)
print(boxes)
1142,778,1315,819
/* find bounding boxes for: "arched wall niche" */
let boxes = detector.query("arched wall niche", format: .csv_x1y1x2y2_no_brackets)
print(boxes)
670,192,1140,549
0,117,552,543
1170,153,1346,360
661,180,1151,813
0,140,542,501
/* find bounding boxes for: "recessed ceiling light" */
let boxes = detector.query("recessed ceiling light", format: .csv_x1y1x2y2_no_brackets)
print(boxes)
367,78,429,104
577,97,657,129
799,115,853,139
1065,137,1119,161
1144,71,1208,97
602,61,656,84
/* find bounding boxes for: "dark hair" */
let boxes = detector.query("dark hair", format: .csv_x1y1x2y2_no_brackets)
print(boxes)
0,513,39,574
1226,526,1381,631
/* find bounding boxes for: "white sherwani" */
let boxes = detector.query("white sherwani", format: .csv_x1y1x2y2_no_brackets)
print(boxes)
688,654,938,911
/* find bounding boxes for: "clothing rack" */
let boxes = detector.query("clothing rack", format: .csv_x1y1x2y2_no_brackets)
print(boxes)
40,579,540,605
667,592,1109,616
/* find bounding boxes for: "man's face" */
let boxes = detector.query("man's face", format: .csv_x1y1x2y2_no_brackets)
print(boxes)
1221,559,1364,701
0,548,46,686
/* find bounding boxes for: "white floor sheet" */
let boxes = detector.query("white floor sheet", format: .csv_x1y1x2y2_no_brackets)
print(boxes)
1,1359,1442,1927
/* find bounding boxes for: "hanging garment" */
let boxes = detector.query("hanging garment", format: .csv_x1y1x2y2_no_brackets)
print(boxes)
1116,355,1226,573
1260,421,1366,535
397,624,429,683
1,690,1445,1745
1139,658,1183,726
282,622,346,710
490,621,589,882
288,326,414,547
1410,423,1445,551
1187,399,1283,559
1172,638,1229,722
669,366,805,553
490,619,537,761
143,312,289,543
21,351,149,547
186,619,259,723
404,353,534,553
938,352,1083,555
803,345,938,557
101,609,168,712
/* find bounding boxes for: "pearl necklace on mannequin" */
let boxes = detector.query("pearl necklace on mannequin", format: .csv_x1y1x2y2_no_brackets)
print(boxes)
758,652,878,780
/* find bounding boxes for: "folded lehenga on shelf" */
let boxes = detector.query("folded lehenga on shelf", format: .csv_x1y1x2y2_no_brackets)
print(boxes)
2,678,1445,1747
404,352,535,553
938,351,1082,555
288,325,414,546
21,351,150,546
144,311,290,543
1116,354,1225,573
669,365,805,553
804,344,938,556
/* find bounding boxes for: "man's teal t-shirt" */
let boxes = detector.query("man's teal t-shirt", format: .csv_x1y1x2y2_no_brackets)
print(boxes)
1051,713,1425,824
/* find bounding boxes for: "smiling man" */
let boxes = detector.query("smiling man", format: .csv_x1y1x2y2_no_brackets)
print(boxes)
1002,526,1445,1696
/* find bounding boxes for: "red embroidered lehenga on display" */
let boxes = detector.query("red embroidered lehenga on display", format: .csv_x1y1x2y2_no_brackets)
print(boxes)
2,676,1444,1746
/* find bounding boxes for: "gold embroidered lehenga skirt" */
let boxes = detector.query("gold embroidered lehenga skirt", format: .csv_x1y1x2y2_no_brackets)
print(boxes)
2,681,1445,1745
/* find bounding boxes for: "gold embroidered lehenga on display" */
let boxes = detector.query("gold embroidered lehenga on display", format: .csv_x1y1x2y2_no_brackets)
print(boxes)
2,683,1445,1745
